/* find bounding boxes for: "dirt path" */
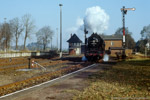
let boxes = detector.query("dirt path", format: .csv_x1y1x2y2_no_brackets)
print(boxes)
1,63,114,100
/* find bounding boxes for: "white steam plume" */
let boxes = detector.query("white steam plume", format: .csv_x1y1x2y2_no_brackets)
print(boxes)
66,6,109,42
84,6,109,34
103,54,109,62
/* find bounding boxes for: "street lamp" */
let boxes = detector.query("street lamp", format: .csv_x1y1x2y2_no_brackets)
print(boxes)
56,28,58,51
59,4,63,58
121,6,136,48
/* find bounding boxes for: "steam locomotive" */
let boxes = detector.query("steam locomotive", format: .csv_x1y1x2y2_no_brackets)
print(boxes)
85,33,105,61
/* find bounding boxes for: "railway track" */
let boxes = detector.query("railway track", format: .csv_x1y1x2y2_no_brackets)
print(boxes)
0,56,73,86
0,55,83,72
0,55,93,97
0,59,68,71
0,62,95,99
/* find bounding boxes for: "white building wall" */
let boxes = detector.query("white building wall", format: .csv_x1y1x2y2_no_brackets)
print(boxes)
76,48,81,55
0,52,51,58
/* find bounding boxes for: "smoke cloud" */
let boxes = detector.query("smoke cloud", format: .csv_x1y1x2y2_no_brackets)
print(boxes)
84,6,109,34
67,17,84,34
66,6,109,47
67,6,109,35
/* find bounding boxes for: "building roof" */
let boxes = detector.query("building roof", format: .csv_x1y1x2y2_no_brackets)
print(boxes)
104,38,122,41
109,47,124,50
67,34,82,43
101,34,122,40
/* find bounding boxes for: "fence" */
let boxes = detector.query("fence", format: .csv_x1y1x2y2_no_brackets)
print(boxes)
0,51,52,58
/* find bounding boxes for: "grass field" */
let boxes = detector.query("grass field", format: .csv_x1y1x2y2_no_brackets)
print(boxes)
73,57,150,100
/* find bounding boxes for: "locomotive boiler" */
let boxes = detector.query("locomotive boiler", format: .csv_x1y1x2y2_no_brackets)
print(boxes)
85,33,105,61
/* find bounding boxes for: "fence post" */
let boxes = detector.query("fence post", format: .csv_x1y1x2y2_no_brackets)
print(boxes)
28,57,31,69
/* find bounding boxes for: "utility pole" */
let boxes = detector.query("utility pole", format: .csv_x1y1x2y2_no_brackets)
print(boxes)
59,4,63,58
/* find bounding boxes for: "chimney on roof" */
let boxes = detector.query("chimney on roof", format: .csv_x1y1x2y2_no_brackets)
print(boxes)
71,33,72,37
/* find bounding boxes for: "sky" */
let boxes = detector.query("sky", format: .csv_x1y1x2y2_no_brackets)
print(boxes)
0,0,150,49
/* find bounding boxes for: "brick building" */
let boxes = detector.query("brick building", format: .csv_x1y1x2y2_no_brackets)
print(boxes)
67,34,82,55
104,38,123,55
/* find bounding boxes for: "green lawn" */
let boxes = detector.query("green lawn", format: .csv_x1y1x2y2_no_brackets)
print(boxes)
73,58,150,100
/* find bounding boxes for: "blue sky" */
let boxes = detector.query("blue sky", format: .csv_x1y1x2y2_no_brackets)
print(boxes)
0,0,149,49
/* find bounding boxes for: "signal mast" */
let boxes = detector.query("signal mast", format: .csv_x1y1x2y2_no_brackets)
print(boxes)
120,6,135,57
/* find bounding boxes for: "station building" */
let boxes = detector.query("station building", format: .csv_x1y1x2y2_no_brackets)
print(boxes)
104,38,123,55
67,34,132,56
67,34,82,55
103,37,132,56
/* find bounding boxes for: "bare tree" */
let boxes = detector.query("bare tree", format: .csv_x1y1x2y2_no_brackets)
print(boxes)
0,22,13,51
22,14,35,50
141,24,150,41
0,24,4,50
114,27,135,49
36,26,53,51
10,17,24,50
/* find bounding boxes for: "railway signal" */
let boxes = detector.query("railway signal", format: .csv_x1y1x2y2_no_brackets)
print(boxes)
121,6,135,58
121,6,136,48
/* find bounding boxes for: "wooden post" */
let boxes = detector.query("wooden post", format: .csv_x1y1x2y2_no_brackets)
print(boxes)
145,47,147,57
28,57,31,69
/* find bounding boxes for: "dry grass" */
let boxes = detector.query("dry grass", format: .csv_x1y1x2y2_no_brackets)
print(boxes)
0,63,85,96
73,57,150,100
0,61,69,86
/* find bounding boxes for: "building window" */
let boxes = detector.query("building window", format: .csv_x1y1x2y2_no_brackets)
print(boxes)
69,43,72,46
77,43,80,46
